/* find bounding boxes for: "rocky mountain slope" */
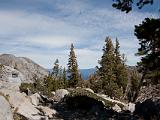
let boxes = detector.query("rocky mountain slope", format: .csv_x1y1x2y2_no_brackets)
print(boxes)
0,54,48,82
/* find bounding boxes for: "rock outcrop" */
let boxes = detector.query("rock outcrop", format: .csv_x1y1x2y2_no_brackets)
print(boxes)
0,54,48,82
136,84,160,103
29,93,42,106
53,88,140,120
133,84,160,120
134,99,160,120
37,106,57,119
53,89,69,102
0,81,58,120
0,95,13,120
0,88,41,120
0,65,25,83
112,104,122,112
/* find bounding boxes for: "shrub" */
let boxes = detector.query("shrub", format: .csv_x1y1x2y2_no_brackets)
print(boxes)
13,113,28,120
19,76,59,97
19,83,35,95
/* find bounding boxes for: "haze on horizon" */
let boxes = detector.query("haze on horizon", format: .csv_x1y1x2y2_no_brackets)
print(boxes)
0,0,159,69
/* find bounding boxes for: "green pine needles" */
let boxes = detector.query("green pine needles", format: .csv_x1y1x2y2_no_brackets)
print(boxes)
67,44,80,88
97,37,128,99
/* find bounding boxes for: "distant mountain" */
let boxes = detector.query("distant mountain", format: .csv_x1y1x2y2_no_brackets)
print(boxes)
79,68,96,80
48,68,96,80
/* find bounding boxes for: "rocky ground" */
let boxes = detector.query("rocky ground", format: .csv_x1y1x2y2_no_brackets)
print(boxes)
0,79,160,120
134,84,160,120
0,81,138,120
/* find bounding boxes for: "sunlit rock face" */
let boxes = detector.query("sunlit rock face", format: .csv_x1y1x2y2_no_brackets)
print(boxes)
0,95,13,120
0,65,25,83
0,54,48,82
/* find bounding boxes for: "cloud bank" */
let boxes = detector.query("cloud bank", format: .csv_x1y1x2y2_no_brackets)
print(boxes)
0,0,158,68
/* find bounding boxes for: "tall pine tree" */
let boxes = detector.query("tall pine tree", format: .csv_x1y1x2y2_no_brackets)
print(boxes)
52,59,59,79
114,38,128,93
67,44,79,88
63,67,67,88
98,37,122,98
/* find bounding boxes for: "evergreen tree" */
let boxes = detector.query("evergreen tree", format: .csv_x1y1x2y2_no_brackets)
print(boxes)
127,70,140,102
135,18,160,85
67,44,79,88
63,67,67,88
114,38,128,93
58,66,63,80
52,59,59,79
112,0,154,13
98,37,122,98
50,59,65,90
44,75,57,95
77,74,84,88
88,73,102,93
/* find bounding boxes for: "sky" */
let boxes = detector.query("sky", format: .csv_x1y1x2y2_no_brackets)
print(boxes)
0,0,159,69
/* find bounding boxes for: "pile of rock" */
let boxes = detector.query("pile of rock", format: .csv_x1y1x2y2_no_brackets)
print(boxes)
134,84,160,120
0,87,58,120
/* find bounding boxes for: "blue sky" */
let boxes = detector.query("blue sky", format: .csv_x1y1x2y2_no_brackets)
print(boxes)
0,0,159,69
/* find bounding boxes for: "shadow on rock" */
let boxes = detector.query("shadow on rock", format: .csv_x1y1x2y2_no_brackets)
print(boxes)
53,95,140,120
134,99,160,120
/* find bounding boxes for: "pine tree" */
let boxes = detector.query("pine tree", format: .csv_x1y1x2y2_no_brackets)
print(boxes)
67,44,79,88
135,18,160,85
63,67,67,88
51,59,65,90
77,74,84,88
98,37,121,98
52,59,59,79
127,70,140,102
114,38,128,93
88,73,102,93
58,66,63,80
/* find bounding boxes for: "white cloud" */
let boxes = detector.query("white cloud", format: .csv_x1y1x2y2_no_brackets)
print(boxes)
0,1,158,68
18,36,76,48
76,48,101,69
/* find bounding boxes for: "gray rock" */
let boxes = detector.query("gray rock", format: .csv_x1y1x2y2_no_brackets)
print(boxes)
0,89,42,120
136,84,160,103
29,93,42,106
0,65,25,83
112,104,122,112
0,54,48,82
0,82,58,120
54,89,69,102
37,106,57,119
0,81,20,91
134,99,160,120
124,103,135,113
83,88,94,93
0,95,13,120
51,91,55,96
